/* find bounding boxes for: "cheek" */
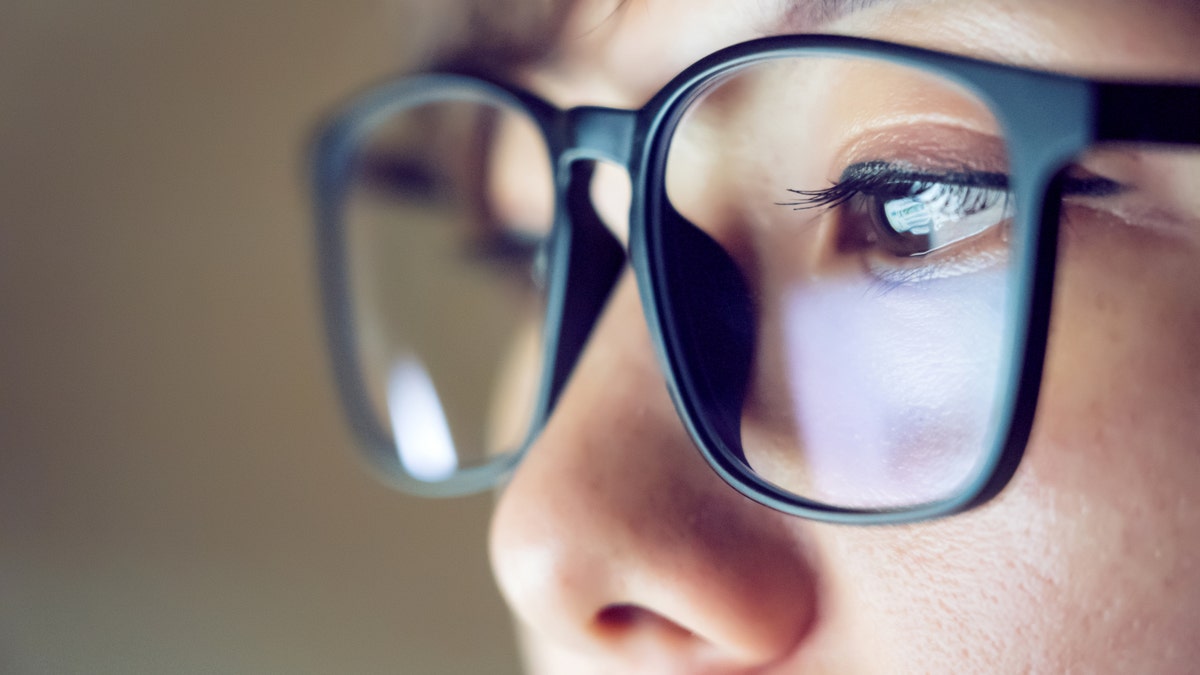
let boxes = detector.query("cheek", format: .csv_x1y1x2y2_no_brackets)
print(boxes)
1031,203,1200,534
826,488,1076,671
1039,214,1200,458
820,214,1200,671
823,472,1200,672
1020,210,1200,661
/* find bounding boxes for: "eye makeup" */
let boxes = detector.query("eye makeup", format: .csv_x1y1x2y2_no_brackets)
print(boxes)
779,160,1125,279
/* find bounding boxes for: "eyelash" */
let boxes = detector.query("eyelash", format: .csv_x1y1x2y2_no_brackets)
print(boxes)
355,151,548,288
776,161,1128,279
778,161,1010,214
467,229,548,290
779,160,1124,215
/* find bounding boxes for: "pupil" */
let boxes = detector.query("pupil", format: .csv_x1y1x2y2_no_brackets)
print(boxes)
882,195,936,236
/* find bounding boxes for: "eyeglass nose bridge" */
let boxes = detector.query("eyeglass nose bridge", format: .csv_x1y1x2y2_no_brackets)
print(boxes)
558,106,638,171
535,106,638,421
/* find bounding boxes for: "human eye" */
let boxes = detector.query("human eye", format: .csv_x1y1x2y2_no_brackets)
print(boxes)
781,161,1014,282
464,227,549,290
781,159,1125,284
355,136,550,291
337,92,555,477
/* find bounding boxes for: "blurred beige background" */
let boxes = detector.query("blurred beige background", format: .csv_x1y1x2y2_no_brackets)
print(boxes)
0,3,521,673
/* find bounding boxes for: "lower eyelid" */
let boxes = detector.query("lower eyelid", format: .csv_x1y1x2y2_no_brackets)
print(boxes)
1063,191,1198,242
865,245,1009,285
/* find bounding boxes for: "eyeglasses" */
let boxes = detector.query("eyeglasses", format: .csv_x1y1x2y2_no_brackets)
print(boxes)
312,34,1200,524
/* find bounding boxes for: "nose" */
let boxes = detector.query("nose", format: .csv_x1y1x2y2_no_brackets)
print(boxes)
488,270,820,671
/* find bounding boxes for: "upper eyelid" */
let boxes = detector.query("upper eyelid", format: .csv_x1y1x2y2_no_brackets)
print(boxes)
840,162,1009,190
780,162,1126,213
355,150,442,197
777,164,1010,211
842,162,1127,198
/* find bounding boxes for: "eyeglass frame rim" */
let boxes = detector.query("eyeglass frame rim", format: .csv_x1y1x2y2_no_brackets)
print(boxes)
311,32,1200,522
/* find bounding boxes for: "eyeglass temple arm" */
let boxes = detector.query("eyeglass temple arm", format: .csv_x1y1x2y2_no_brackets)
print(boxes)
1094,82,1200,144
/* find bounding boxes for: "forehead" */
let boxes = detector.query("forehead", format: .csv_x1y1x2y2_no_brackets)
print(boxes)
502,0,1200,108
453,0,886,99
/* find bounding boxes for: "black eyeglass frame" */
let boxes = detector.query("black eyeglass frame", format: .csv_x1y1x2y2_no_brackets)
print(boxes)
312,33,1200,525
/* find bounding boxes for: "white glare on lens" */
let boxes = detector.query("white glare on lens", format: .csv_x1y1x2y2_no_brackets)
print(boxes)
387,357,459,482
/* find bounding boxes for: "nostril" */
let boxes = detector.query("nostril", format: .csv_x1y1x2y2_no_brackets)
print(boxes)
595,603,641,631
594,603,772,672
595,603,694,642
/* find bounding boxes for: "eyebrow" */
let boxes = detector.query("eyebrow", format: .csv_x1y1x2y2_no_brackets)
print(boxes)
776,0,897,32
431,1,574,73
443,0,898,76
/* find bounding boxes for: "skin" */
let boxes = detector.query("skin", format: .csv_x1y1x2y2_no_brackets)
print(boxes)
481,0,1200,672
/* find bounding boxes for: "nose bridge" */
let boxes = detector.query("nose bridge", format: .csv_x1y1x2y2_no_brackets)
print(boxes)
560,106,638,170
489,276,819,667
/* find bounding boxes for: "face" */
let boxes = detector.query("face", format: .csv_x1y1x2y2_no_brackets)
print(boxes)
468,0,1200,672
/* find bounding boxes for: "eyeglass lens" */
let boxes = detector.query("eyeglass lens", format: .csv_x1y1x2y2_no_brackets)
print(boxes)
664,55,1017,510
663,54,1200,512
340,92,554,481
333,54,1200,507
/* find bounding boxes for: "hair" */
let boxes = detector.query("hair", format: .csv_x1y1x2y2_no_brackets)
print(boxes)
412,0,575,74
